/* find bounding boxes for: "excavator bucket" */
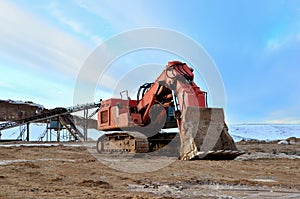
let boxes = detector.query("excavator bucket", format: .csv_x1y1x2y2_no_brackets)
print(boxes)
179,107,243,160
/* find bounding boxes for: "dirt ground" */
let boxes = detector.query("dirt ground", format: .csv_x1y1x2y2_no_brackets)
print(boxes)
0,141,299,198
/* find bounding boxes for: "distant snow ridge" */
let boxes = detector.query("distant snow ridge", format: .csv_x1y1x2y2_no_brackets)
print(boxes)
229,124,300,141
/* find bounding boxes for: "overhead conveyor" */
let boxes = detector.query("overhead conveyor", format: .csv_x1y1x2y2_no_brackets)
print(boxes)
0,100,102,141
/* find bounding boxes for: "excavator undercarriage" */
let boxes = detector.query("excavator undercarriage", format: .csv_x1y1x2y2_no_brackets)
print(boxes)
96,107,243,160
97,131,179,156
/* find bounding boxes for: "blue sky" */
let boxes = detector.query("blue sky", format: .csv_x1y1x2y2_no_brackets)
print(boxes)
0,0,300,124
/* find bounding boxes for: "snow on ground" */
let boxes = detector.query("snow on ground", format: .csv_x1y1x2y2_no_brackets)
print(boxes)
0,123,104,142
76,127,104,141
229,124,300,141
161,125,300,142
0,123,47,141
0,158,76,165
1,122,299,142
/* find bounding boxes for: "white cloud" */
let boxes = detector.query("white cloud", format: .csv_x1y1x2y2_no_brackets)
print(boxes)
90,35,103,45
48,2,103,45
266,39,281,52
75,0,158,30
0,0,91,76
265,32,300,54
263,108,300,124
55,13,83,34
0,1,109,107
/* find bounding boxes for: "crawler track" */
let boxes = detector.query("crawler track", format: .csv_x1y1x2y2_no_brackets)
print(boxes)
96,132,149,154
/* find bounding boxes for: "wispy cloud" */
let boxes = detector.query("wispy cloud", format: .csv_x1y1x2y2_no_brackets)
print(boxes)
0,0,91,77
265,33,300,54
263,107,300,124
264,119,300,124
75,0,161,30
48,2,103,45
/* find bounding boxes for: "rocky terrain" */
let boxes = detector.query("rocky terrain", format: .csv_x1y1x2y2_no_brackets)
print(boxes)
0,141,299,198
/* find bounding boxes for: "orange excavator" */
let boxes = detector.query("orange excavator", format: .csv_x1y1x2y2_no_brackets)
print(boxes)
96,61,243,160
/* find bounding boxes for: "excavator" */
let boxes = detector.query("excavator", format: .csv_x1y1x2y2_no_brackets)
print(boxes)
96,61,243,160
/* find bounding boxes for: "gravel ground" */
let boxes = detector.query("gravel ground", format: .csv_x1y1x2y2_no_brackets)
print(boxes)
0,141,299,198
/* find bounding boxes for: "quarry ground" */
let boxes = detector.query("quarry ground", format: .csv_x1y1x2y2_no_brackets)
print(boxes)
0,141,299,198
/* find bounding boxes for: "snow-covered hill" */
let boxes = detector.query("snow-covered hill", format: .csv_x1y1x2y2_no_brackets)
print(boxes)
229,124,300,142
1,123,299,142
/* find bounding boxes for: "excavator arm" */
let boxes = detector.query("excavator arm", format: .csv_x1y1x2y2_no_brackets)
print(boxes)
136,61,206,125
136,61,241,160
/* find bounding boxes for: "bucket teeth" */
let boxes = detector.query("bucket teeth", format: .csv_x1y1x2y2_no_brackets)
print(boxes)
195,150,245,160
